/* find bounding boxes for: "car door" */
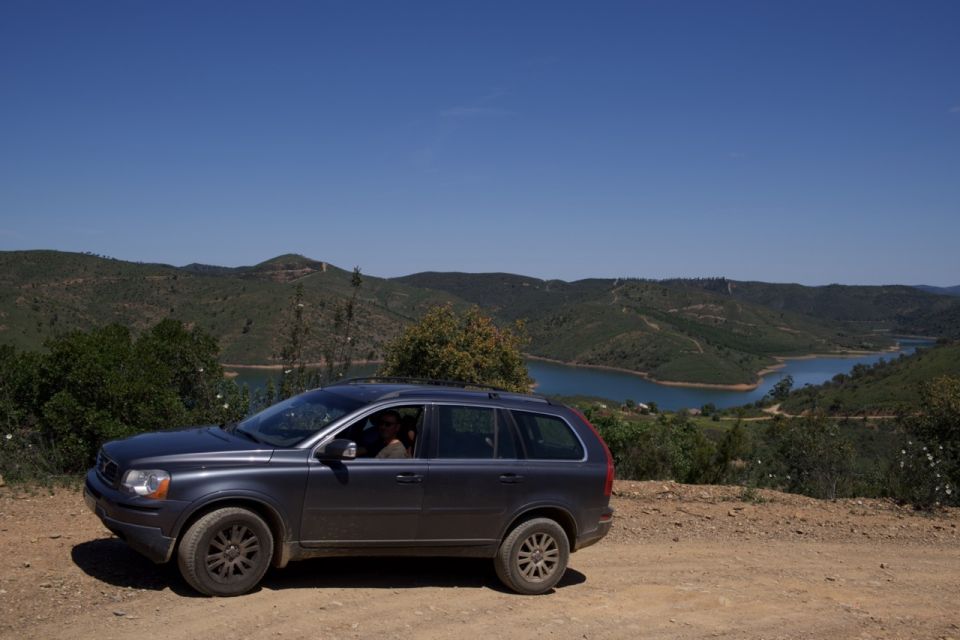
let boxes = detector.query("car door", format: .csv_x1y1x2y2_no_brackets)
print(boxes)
299,404,428,546
419,404,526,545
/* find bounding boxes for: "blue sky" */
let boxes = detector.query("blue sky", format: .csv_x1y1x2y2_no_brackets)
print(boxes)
1,1,958,285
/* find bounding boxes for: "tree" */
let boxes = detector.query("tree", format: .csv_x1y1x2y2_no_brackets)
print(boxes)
766,414,854,499
0,321,247,478
768,374,794,402
379,305,531,392
278,283,310,399
324,266,362,383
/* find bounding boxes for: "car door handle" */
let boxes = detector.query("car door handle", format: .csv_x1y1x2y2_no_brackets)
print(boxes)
499,473,525,484
395,473,424,484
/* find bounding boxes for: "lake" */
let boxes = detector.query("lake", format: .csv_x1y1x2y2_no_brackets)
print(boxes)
228,339,932,412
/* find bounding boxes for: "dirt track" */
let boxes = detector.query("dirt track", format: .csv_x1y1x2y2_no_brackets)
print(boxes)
1,481,958,640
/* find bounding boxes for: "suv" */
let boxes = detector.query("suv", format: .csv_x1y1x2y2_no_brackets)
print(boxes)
84,379,614,596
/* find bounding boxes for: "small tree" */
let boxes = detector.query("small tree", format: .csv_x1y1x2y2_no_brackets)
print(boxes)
768,375,794,402
324,266,363,383
278,283,310,399
766,414,854,499
379,305,531,392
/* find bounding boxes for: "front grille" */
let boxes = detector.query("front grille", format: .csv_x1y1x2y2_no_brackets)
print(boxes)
96,450,119,487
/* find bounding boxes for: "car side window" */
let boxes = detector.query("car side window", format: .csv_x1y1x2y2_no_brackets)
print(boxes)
436,405,518,459
511,411,584,460
331,405,425,458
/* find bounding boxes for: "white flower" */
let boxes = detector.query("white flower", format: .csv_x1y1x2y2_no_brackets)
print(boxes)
284,369,292,375
901,449,906,455
198,367,204,373
908,440,912,445
923,446,927,451
297,303,304,308
4,434,11,440
947,488,953,496
222,403,229,409
899,461,905,469
216,393,222,399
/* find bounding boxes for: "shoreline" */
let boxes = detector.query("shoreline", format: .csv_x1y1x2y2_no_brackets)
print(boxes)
524,342,912,392
224,342,919,391
523,354,763,391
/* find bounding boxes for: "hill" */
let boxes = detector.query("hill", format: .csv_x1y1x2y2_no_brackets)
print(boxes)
914,284,960,297
395,273,903,385
778,342,960,415
660,277,960,339
0,250,456,366
3,250,958,386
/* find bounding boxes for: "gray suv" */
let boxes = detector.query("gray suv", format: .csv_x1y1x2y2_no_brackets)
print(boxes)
84,379,614,596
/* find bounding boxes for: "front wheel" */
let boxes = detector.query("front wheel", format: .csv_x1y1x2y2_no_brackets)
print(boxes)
494,517,569,595
177,507,273,596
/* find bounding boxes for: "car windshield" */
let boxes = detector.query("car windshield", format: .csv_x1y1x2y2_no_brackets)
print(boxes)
233,389,365,447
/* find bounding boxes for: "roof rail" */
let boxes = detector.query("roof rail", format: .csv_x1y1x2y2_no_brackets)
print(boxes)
328,376,513,393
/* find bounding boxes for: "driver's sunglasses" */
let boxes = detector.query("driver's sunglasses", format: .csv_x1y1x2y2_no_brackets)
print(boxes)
379,420,399,427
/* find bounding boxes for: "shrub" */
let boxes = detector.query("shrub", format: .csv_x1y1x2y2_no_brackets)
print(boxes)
0,320,248,478
380,305,531,392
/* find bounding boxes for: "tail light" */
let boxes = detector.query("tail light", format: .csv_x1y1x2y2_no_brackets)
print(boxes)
571,407,615,497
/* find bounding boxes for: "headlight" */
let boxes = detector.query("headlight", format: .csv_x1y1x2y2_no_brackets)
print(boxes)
121,469,170,499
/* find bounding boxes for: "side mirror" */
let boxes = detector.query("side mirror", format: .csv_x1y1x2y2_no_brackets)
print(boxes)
316,439,357,461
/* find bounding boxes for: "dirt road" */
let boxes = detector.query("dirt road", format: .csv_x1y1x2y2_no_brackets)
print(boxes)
1,481,957,640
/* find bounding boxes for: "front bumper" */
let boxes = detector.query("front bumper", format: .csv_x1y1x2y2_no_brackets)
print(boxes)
84,470,184,564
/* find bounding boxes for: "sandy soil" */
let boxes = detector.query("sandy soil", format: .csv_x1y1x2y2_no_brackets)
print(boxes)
1,480,958,640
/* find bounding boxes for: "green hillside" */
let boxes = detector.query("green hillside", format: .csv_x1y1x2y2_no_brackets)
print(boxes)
661,278,960,338
779,343,960,414
0,251,456,365
2,251,956,386
394,273,899,385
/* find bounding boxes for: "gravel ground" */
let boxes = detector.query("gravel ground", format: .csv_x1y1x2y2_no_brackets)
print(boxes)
1,480,957,640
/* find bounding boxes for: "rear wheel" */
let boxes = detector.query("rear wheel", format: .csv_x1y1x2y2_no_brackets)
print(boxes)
177,507,273,596
494,517,569,595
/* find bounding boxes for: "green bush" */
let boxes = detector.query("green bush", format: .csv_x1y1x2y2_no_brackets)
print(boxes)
587,411,745,484
380,305,531,392
0,320,248,479
888,376,959,508
759,415,854,499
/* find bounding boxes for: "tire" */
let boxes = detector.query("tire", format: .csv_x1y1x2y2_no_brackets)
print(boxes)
494,517,570,595
177,507,274,597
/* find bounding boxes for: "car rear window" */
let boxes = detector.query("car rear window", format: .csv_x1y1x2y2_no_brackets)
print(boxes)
437,405,518,459
510,411,584,460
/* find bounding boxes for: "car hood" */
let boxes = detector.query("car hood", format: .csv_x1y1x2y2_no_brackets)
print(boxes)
102,426,273,468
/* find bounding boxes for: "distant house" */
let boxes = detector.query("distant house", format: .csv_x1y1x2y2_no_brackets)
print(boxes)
687,408,702,416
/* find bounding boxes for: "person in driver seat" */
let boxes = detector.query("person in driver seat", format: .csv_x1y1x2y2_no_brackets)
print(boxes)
374,410,409,459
